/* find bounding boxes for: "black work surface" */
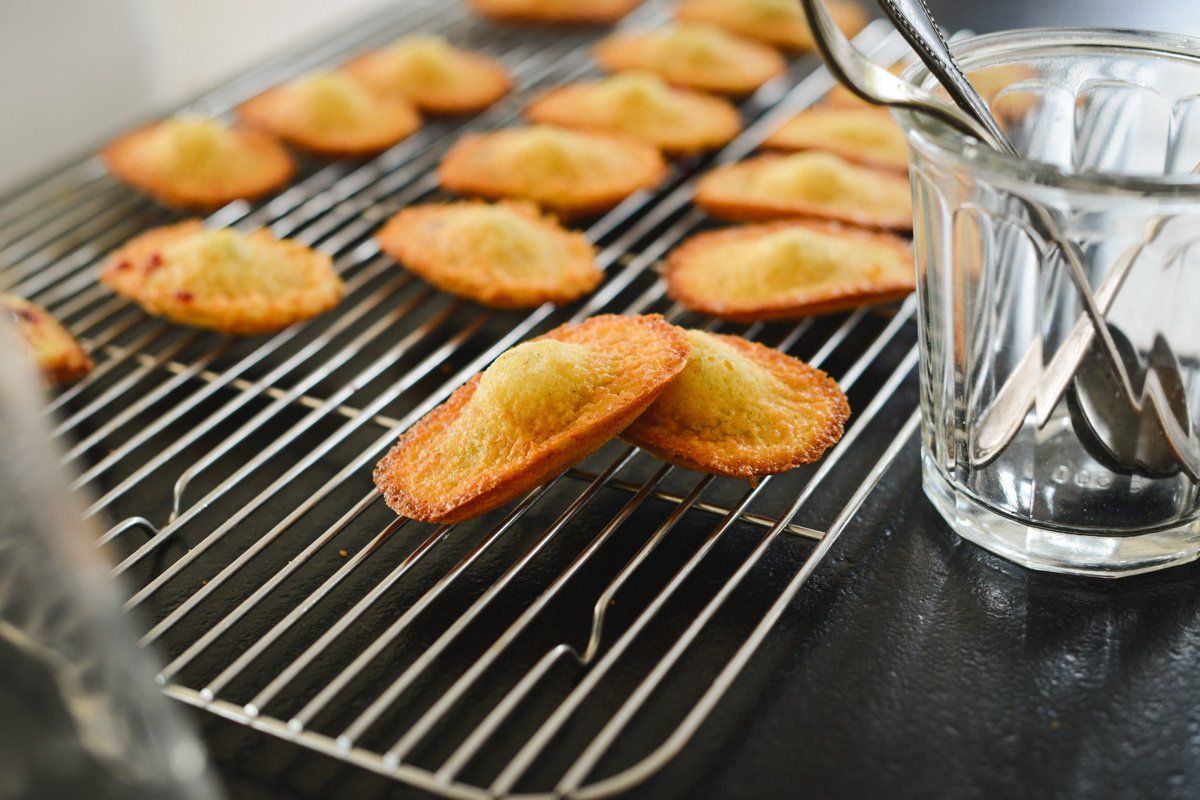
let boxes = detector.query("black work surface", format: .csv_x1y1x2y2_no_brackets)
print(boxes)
192,1,1200,798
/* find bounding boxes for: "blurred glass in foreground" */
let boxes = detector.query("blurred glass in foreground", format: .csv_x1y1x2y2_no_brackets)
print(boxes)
0,314,222,799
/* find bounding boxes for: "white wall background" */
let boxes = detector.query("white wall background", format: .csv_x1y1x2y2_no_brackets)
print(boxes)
0,0,392,193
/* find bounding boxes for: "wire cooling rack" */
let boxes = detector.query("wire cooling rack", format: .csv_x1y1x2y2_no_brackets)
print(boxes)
0,2,921,796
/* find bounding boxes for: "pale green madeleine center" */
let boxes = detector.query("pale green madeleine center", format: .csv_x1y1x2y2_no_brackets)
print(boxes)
432,208,563,276
155,230,304,296
291,72,373,129
687,227,903,303
154,116,250,181
386,35,458,81
431,339,604,482
658,26,742,69
649,329,780,438
594,73,685,126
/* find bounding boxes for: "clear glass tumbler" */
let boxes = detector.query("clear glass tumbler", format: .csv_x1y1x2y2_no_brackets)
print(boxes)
896,29,1200,576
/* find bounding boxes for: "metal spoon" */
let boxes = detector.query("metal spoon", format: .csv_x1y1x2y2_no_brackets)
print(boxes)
799,0,1197,480
797,0,998,146
973,177,1200,481
1068,325,1193,478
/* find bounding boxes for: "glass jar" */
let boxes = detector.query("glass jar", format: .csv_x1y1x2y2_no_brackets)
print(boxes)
895,29,1200,576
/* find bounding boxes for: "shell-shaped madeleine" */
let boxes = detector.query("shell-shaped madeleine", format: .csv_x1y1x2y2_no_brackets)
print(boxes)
238,71,421,158
375,201,603,308
594,23,785,96
623,329,849,477
695,152,913,231
675,0,866,51
345,35,511,115
438,125,667,217
526,71,741,155
764,108,909,173
99,221,344,335
103,116,293,210
2,294,93,386
470,0,642,24
375,314,690,523
666,220,913,321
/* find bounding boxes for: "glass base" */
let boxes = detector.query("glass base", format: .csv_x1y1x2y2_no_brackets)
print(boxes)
922,453,1200,578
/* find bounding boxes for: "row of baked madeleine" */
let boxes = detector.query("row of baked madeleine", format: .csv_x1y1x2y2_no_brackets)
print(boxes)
7,5,912,391
97,0,870,209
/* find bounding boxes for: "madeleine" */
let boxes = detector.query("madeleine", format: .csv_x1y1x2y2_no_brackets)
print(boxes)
438,125,667,217
2,294,93,385
595,23,786,96
695,151,913,231
623,329,849,478
675,0,866,51
346,35,511,115
100,221,343,335
666,220,913,320
103,116,293,209
375,315,689,523
238,71,421,158
375,201,602,308
527,71,741,155
765,108,909,173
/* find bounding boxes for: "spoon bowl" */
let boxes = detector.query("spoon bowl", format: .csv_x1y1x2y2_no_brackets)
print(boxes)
1068,324,1192,479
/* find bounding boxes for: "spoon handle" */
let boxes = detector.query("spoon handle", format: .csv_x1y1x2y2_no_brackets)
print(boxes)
874,0,1017,155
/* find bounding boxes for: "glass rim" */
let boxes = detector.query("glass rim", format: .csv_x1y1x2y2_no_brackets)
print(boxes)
893,27,1200,197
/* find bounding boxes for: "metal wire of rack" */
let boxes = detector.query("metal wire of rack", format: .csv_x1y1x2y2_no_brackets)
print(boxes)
0,2,923,797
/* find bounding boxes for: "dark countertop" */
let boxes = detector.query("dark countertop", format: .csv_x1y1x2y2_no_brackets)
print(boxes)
197,447,1200,800
196,2,1200,798
648,454,1200,800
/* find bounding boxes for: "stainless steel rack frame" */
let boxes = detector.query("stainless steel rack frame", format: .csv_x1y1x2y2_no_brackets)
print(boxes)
0,2,921,797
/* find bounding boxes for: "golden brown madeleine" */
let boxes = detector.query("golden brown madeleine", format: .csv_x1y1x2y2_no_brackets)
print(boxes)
438,125,667,218
99,221,343,335
375,200,603,308
375,314,689,522
1,294,93,386
103,115,293,210
238,70,421,158
623,329,849,478
694,152,913,232
470,0,642,25
764,107,909,173
594,23,785,96
666,220,913,320
526,71,741,156
345,35,511,115
675,0,866,51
